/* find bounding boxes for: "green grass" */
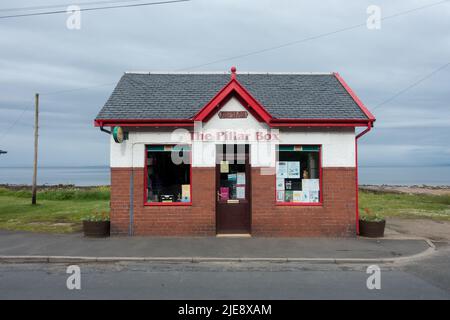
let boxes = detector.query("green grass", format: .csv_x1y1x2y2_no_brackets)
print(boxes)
1,186,449,234
359,190,450,221
0,187,109,233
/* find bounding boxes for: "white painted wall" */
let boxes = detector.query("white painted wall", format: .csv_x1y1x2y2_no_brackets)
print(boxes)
110,97,356,168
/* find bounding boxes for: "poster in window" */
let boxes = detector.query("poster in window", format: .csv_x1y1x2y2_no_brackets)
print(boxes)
228,174,237,182
276,191,284,202
285,179,292,190
237,172,246,185
301,191,310,202
302,179,320,192
220,187,229,200
309,179,320,191
309,191,319,203
236,186,245,199
220,161,229,173
276,178,285,190
293,191,302,202
285,178,301,191
181,184,191,202
287,161,300,178
276,161,288,178
285,191,293,202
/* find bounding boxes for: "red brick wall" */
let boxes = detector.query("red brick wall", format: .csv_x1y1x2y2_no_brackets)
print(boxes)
110,167,216,236
110,167,356,237
251,167,356,237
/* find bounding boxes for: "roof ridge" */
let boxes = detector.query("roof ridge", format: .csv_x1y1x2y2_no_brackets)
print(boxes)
124,71,333,75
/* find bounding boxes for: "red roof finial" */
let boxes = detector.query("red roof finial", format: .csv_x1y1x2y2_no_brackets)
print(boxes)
230,66,237,79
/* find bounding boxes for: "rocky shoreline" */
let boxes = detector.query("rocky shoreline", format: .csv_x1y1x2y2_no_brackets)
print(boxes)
2,183,450,195
360,184,450,195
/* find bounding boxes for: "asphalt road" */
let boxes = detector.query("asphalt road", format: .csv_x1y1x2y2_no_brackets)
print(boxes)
1,244,449,300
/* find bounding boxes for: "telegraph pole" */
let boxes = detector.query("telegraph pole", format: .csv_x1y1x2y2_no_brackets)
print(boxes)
31,93,39,205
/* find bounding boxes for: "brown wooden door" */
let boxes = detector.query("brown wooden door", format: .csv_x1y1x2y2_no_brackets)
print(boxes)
216,144,251,234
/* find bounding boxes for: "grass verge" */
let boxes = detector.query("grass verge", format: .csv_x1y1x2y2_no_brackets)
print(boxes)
0,186,449,234
359,190,450,221
0,186,109,233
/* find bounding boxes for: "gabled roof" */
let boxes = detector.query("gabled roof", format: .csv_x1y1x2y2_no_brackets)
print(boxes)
95,68,375,127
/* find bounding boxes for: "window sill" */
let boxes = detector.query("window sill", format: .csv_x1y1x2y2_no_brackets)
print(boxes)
144,202,192,207
276,202,323,207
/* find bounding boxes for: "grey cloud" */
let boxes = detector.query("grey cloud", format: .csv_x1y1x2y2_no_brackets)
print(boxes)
0,0,449,168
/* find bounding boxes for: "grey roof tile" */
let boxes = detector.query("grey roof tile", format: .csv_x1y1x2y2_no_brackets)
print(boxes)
95,73,370,121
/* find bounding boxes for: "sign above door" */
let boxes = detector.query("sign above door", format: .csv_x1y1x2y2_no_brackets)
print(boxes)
218,111,248,119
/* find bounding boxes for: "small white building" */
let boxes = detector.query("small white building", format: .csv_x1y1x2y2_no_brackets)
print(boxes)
95,67,375,237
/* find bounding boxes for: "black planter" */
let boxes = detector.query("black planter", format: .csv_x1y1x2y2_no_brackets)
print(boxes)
359,219,385,238
83,220,110,237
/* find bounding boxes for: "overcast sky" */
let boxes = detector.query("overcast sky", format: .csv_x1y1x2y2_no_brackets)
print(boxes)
0,0,449,168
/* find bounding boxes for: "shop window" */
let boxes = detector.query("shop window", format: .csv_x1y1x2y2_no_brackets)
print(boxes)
145,145,191,205
275,145,321,204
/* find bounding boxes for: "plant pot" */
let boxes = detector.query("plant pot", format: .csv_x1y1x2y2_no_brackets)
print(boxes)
83,220,110,237
359,219,385,238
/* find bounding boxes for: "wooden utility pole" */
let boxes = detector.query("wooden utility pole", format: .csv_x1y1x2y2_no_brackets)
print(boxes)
31,93,39,205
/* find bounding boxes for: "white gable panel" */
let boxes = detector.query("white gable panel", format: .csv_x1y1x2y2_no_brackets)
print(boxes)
202,97,268,131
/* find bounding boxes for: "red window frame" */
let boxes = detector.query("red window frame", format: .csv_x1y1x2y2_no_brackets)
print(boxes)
144,144,193,206
275,144,323,206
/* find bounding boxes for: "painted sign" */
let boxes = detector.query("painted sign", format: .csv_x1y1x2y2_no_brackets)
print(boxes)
112,126,125,143
218,111,248,119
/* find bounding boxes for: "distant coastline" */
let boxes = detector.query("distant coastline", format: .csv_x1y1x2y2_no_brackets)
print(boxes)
0,165,450,187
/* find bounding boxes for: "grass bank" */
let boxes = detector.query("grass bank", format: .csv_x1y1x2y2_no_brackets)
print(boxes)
359,190,450,221
0,186,109,233
0,186,449,233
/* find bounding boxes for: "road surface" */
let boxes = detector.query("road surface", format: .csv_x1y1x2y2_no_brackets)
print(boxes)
1,243,449,300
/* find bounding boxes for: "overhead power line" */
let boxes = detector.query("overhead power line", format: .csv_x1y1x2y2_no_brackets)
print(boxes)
372,62,450,111
0,0,148,13
0,0,190,19
40,0,450,96
178,0,450,71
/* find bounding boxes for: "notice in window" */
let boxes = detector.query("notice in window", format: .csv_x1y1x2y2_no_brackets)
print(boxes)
293,191,302,202
276,191,284,202
276,178,285,190
276,161,288,178
302,179,320,192
237,172,246,185
309,191,319,203
220,160,229,173
300,191,309,202
287,161,300,178
181,184,190,202
220,187,229,200
236,186,245,199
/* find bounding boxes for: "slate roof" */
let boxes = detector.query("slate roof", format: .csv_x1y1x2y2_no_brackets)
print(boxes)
95,72,370,121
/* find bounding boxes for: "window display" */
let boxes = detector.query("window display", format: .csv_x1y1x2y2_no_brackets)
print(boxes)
275,145,321,204
146,145,191,204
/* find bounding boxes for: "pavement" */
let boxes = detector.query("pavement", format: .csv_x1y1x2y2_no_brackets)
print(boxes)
0,230,435,263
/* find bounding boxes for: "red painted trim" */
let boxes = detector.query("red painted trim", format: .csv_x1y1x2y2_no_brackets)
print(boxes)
276,203,322,207
193,78,273,124
274,144,323,206
271,122,370,127
144,144,193,206
271,118,370,123
333,72,376,122
95,119,194,127
354,123,372,234
144,202,192,207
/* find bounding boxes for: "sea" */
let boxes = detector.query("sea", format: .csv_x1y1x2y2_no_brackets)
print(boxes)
0,166,450,186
